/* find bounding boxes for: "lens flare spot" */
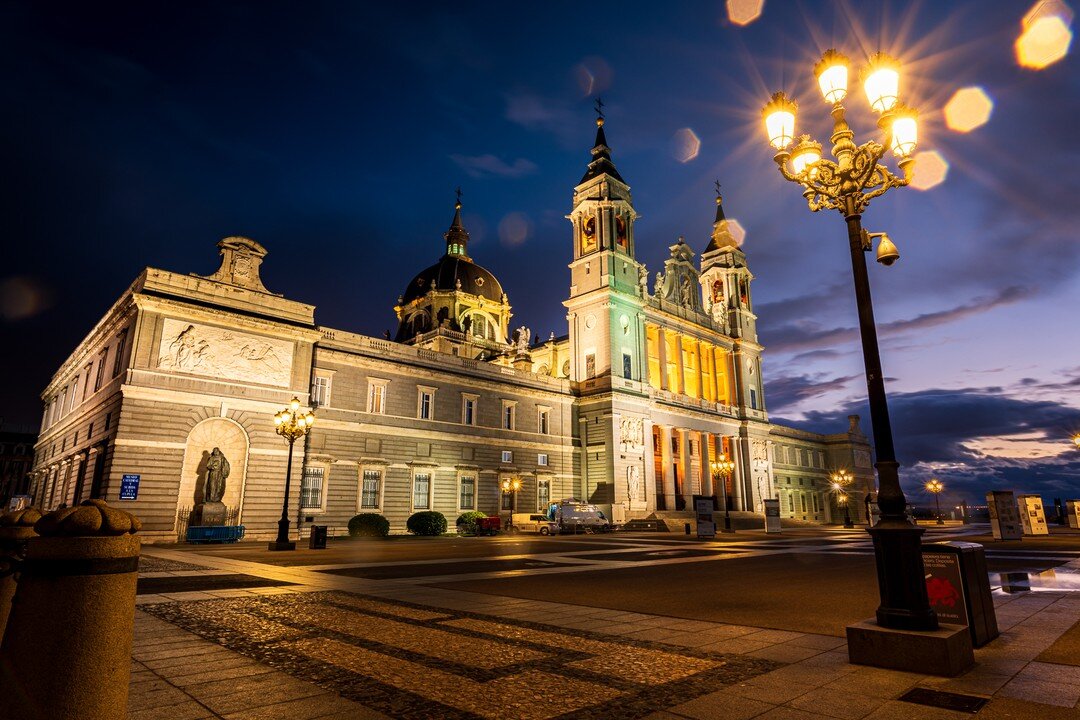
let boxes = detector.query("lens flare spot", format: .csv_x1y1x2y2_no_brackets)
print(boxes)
671,128,701,163
726,0,764,26
0,276,53,320
726,219,747,247
574,56,613,97
1024,0,1074,29
910,150,949,191
498,212,532,247
944,87,994,132
1016,15,1073,68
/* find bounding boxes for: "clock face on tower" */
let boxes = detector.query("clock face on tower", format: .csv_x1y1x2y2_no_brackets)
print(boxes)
581,216,597,253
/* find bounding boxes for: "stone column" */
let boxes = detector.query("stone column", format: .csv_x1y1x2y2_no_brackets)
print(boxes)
643,421,657,512
0,508,40,641
659,425,675,510
674,335,686,395
701,432,714,498
657,328,668,391
679,429,693,509
1,499,142,720
696,341,705,400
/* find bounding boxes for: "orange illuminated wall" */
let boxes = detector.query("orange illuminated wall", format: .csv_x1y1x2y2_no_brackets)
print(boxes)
646,325,662,390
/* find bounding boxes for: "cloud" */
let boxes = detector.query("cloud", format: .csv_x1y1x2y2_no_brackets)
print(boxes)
763,285,1032,355
449,153,538,179
503,91,580,145
764,372,861,413
774,385,1080,502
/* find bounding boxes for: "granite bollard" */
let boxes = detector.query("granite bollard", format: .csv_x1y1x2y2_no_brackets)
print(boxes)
0,508,40,641
0,499,141,720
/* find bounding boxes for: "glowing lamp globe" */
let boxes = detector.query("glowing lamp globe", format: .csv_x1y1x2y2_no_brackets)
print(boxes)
790,136,822,175
863,53,900,113
889,106,918,157
762,91,797,150
814,50,850,104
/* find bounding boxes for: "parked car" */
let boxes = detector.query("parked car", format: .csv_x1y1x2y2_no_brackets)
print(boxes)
509,513,559,535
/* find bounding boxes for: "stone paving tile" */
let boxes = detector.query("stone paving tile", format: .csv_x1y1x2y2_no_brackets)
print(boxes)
755,707,837,720
783,635,847,651
747,643,826,664
219,691,387,720
725,677,817,704
860,700,970,720
979,696,1080,719
667,690,776,720
700,638,774,655
917,669,1012,696
785,688,887,720
997,676,1080,708
167,662,276,688
128,700,216,720
743,629,807,644
1016,660,1080,685
822,667,926,697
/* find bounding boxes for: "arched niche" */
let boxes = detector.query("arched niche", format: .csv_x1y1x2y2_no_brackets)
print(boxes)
177,417,249,524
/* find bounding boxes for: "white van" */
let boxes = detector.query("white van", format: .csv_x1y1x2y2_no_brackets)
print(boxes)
509,513,559,535
548,499,613,532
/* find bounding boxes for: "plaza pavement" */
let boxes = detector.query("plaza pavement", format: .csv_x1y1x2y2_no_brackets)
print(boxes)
128,525,1080,719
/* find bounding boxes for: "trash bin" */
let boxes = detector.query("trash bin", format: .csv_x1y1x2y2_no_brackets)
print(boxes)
308,525,328,550
921,541,999,648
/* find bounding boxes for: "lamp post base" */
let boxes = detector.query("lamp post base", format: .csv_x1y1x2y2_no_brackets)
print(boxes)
721,515,735,534
868,520,938,631
267,540,296,551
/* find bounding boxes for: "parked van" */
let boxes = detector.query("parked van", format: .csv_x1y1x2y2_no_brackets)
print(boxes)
509,513,559,535
547,499,613,532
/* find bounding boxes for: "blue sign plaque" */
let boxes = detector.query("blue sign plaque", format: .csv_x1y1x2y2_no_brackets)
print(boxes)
119,474,140,501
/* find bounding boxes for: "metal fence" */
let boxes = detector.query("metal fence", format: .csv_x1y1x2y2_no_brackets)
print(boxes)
175,506,240,542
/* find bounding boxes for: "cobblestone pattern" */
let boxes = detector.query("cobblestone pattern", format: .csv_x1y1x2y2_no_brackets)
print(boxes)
143,591,780,720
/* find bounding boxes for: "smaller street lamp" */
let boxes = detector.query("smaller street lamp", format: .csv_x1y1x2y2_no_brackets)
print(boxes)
831,469,854,528
501,476,522,530
269,397,315,551
926,478,945,525
1072,433,1080,450
710,454,737,533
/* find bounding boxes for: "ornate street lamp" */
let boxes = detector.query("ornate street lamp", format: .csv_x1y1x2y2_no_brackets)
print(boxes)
762,50,938,632
501,476,522,529
926,478,945,525
1072,433,1080,450
269,397,315,551
710,454,736,533
831,469,855,528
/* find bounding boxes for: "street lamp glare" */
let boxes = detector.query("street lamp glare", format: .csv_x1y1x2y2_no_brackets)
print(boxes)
762,91,797,149
863,52,901,113
814,49,850,104
290,397,300,412
790,135,823,175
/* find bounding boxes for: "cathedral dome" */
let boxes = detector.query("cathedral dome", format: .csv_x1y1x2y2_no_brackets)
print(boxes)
400,255,504,305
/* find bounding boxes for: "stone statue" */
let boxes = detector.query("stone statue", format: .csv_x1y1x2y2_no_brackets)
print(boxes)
204,447,230,503
680,277,693,307
638,265,649,295
712,295,728,328
654,272,664,296
628,466,642,503
514,326,531,354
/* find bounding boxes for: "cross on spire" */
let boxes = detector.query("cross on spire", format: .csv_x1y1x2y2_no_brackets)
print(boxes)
455,186,462,208
595,97,605,120
714,179,722,197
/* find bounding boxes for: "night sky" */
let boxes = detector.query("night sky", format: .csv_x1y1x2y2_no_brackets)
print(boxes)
2,1,1078,506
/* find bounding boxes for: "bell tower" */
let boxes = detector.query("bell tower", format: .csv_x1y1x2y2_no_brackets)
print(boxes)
564,105,646,386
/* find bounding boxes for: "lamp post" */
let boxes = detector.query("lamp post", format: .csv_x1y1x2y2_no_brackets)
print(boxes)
269,397,315,551
762,50,938,632
831,469,855,528
501,476,522,530
926,478,945,525
710,453,737,533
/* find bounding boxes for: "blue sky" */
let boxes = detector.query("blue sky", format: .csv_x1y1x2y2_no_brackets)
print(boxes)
2,1,1078,505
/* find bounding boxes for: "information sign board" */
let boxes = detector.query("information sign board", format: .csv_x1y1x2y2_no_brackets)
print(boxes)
763,499,781,533
1067,500,1080,529
922,551,969,627
987,491,1022,540
119,474,141,501
1018,495,1048,536
695,498,715,538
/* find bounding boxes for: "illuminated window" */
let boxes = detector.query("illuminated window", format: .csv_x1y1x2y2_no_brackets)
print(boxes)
367,380,387,414
417,387,434,420
537,453,548,466
537,408,550,435
462,394,478,425
312,375,331,407
300,467,324,510
459,476,475,510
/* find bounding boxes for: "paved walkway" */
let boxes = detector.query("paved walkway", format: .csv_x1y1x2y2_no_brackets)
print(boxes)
128,535,1080,719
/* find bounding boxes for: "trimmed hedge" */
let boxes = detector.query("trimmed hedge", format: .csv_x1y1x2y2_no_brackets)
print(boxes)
347,513,390,538
456,510,488,535
407,510,448,536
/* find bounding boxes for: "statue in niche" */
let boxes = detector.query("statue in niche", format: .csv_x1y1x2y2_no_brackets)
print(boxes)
627,466,643,503
680,276,693,307
712,294,728,328
204,447,231,503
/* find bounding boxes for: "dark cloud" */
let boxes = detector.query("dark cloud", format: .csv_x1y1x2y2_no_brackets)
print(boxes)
764,372,861,413
775,386,1080,503
763,286,1031,355
449,154,538,179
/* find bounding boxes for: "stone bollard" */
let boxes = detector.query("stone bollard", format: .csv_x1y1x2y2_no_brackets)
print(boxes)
0,508,41,641
0,499,141,720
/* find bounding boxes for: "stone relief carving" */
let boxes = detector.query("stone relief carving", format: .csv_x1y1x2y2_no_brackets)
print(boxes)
751,439,769,464
619,416,644,452
158,319,293,387
627,465,643,503
854,450,872,468
201,236,272,294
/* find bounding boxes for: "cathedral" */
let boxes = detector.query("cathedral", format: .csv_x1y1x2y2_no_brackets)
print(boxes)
28,116,875,541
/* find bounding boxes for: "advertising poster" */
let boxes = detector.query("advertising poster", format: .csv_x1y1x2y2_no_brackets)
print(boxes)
922,551,969,626
763,499,781,533
695,498,715,538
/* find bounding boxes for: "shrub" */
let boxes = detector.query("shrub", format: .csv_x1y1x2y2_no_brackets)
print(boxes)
456,510,488,535
407,510,447,536
347,513,390,538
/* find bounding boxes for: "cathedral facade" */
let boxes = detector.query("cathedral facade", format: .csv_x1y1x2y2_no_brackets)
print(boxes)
28,118,875,541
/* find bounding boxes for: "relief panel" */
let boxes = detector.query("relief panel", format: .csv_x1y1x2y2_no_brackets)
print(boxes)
158,318,293,387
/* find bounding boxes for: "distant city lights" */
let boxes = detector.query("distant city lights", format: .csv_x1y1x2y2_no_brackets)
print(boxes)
944,87,994,133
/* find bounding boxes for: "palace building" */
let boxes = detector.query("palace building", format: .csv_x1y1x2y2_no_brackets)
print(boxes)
28,117,875,541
